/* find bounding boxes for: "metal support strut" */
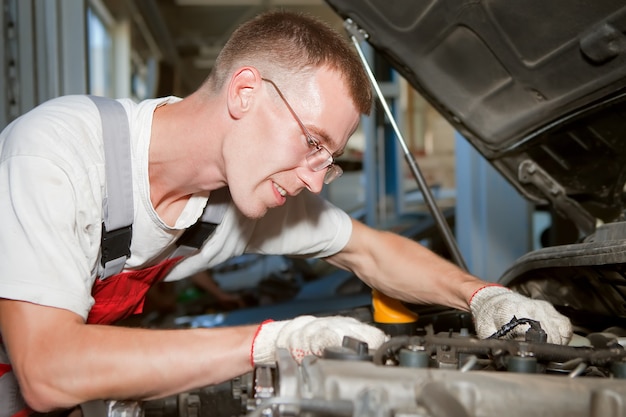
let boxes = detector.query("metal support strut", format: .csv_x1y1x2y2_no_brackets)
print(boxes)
345,18,468,272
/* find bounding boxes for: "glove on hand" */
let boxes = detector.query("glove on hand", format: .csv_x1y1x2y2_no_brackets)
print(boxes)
469,285,572,345
251,315,387,365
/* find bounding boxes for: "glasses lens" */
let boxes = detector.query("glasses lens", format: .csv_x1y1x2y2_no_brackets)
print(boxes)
306,146,342,184
324,165,343,184
306,146,333,172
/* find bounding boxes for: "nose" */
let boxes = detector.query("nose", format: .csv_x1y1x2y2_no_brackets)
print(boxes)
297,166,325,194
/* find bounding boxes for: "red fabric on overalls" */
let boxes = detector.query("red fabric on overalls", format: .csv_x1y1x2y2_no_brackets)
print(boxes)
0,335,10,380
0,363,10,377
87,256,184,325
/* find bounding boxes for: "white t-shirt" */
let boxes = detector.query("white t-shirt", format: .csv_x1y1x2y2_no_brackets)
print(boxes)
0,95,352,321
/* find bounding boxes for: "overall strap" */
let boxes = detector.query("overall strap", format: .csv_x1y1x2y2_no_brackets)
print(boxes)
171,186,231,258
88,95,231,278
88,96,133,279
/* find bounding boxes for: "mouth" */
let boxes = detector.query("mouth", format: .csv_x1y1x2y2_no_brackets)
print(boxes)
273,182,287,197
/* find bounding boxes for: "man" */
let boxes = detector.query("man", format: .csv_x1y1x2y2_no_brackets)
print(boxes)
0,9,571,416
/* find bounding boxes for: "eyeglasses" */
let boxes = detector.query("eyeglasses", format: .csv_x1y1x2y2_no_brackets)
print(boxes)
261,78,343,184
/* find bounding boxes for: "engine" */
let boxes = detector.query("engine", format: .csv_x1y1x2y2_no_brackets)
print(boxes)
104,320,626,417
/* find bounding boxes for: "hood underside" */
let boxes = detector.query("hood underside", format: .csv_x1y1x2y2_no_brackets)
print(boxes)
325,0,626,235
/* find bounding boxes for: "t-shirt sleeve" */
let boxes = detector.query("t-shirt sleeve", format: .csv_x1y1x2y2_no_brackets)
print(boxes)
244,191,352,258
0,98,102,320
0,156,96,318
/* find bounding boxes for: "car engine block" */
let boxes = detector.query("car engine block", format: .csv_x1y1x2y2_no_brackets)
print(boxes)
107,323,626,417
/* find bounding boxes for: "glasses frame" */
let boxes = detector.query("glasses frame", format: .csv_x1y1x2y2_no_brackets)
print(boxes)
261,77,343,184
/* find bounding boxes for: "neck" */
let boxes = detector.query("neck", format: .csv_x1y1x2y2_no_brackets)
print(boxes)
148,92,226,224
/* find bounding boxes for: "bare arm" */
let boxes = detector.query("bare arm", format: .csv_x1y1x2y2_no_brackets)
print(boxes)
190,270,245,307
0,299,255,412
325,218,489,311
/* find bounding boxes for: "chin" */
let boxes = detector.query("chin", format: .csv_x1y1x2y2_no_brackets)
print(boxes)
231,185,278,219
243,210,267,220
233,199,268,220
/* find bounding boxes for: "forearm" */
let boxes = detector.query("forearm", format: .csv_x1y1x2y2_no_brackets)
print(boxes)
367,233,484,311
190,270,220,294
58,325,255,401
0,300,256,411
327,220,489,311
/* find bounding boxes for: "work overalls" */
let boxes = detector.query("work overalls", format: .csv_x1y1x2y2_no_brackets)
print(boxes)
0,96,229,417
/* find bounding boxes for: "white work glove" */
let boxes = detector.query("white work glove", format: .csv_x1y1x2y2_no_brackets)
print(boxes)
251,315,387,365
469,285,572,345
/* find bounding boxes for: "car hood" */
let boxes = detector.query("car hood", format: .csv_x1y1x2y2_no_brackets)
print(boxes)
324,0,626,331
325,0,626,237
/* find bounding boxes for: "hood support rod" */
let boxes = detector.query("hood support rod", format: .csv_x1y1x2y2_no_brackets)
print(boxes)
345,19,468,272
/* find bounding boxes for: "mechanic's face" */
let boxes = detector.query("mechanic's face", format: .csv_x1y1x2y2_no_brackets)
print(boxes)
226,67,360,219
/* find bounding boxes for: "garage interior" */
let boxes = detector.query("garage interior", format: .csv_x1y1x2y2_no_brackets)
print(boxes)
4,1,626,416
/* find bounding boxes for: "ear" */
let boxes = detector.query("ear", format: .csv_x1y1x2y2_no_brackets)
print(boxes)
226,67,262,119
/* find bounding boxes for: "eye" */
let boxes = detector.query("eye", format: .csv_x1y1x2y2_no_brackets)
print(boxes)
305,134,319,148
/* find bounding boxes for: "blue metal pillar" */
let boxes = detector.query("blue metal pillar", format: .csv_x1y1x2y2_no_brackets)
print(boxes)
359,41,404,228
455,132,533,281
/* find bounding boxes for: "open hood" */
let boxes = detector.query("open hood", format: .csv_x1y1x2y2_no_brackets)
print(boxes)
325,0,626,237
324,0,626,331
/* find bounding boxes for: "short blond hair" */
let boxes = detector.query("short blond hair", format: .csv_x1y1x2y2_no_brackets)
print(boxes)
204,9,372,115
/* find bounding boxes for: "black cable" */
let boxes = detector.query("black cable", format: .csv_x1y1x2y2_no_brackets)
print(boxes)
487,316,543,339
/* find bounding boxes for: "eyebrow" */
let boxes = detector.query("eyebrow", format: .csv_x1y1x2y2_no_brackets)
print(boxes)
307,125,344,158
315,119,361,160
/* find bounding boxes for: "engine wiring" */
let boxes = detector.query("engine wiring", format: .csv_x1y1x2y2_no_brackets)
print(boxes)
487,316,546,340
